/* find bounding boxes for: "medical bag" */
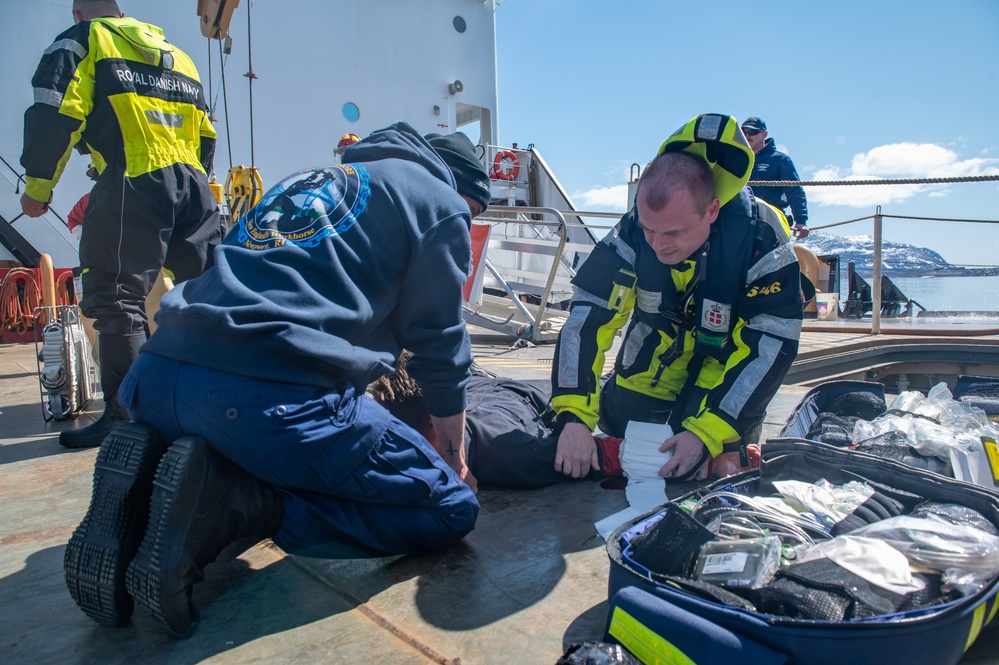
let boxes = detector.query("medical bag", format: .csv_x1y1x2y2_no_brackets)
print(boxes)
605,440,999,665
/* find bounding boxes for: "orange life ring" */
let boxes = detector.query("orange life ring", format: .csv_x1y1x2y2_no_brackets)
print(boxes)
491,150,520,180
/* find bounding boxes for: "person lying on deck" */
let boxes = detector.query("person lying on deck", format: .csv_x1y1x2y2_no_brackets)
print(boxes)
368,352,623,490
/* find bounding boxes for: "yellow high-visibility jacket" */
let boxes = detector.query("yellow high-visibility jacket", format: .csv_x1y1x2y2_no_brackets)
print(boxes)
551,190,803,456
22,17,215,204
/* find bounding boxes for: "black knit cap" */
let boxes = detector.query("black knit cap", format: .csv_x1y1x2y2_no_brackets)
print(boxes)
425,132,491,213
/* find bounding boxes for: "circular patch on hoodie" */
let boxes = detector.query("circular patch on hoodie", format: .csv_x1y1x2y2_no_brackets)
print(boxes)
236,164,371,250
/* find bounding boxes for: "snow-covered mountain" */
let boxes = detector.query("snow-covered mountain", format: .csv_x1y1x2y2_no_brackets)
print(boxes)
797,231,986,274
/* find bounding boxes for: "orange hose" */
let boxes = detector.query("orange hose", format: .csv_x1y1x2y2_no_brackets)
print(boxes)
0,268,42,334
56,271,73,306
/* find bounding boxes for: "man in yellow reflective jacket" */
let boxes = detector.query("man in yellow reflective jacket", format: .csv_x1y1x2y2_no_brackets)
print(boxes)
20,0,221,449
551,114,803,483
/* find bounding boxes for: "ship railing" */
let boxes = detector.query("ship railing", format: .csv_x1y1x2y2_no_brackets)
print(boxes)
474,201,999,343
809,205,999,334
462,205,616,343
0,152,77,269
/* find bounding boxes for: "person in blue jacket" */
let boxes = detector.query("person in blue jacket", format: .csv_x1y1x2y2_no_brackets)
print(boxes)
63,122,492,636
742,117,809,240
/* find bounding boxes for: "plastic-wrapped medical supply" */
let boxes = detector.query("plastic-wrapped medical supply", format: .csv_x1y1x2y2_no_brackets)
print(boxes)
852,381,998,463
694,536,781,589
852,412,912,447
888,382,992,433
772,479,904,537
907,418,978,460
852,516,999,595
889,382,954,420
799,535,926,594
939,400,994,433
772,480,871,530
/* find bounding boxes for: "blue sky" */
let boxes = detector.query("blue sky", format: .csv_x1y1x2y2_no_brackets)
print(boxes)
5,1,997,267
494,0,999,266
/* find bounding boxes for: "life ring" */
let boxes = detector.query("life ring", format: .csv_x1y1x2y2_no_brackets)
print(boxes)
491,150,520,180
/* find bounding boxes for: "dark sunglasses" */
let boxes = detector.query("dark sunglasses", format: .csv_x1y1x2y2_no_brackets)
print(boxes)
743,128,762,136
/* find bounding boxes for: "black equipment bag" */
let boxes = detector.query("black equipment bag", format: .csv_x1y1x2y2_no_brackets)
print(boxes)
605,439,999,665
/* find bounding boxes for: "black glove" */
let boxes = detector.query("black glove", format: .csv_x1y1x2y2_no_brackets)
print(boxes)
830,490,903,536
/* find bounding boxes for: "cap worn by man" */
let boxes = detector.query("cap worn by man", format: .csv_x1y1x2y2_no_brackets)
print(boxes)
425,132,491,213
741,116,809,240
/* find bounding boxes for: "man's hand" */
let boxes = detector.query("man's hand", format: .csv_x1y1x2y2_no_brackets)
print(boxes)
657,430,711,481
555,422,600,478
20,193,49,218
792,224,809,240
430,411,478,493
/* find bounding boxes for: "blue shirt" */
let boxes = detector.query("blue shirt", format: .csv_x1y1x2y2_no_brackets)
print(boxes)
749,138,808,226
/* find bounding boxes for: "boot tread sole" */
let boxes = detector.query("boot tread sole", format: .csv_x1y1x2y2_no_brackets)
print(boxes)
126,436,205,636
64,422,164,627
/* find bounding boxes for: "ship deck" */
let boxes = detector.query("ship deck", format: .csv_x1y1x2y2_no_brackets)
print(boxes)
3,326,999,664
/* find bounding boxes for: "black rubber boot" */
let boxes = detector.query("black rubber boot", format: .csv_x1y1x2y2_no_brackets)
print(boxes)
59,332,145,449
58,401,122,449
126,436,282,636
64,421,168,626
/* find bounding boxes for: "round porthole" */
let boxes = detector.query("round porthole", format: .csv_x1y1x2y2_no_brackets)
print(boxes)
453,16,466,33
342,102,360,123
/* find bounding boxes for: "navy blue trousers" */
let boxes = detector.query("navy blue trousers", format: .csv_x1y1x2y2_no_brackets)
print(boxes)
119,352,479,558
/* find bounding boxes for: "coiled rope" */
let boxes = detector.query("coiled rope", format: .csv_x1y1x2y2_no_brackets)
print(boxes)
0,268,41,334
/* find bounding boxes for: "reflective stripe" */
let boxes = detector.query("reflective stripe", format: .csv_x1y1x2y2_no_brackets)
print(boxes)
609,234,636,266
621,320,654,370
572,286,609,310
746,313,802,340
987,593,999,626
33,87,64,107
747,243,797,284
967,601,987,651
607,606,697,665
44,37,87,59
719,334,782,418
144,109,185,128
557,305,590,389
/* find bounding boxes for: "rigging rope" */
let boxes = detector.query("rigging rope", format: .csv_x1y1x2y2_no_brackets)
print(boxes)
881,214,999,225
245,0,257,169
749,174,999,187
218,36,233,172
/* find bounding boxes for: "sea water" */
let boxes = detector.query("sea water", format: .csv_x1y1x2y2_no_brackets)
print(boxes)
833,274,999,326
888,275,999,313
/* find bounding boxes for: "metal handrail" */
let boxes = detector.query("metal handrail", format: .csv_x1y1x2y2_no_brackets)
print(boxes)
470,205,569,342
522,205,999,338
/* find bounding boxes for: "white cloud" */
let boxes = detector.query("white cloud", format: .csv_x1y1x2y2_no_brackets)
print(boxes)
572,184,629,210
809,143,999,208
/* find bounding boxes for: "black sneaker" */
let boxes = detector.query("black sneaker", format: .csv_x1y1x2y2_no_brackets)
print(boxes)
126,436,281,636
64,422,166,626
